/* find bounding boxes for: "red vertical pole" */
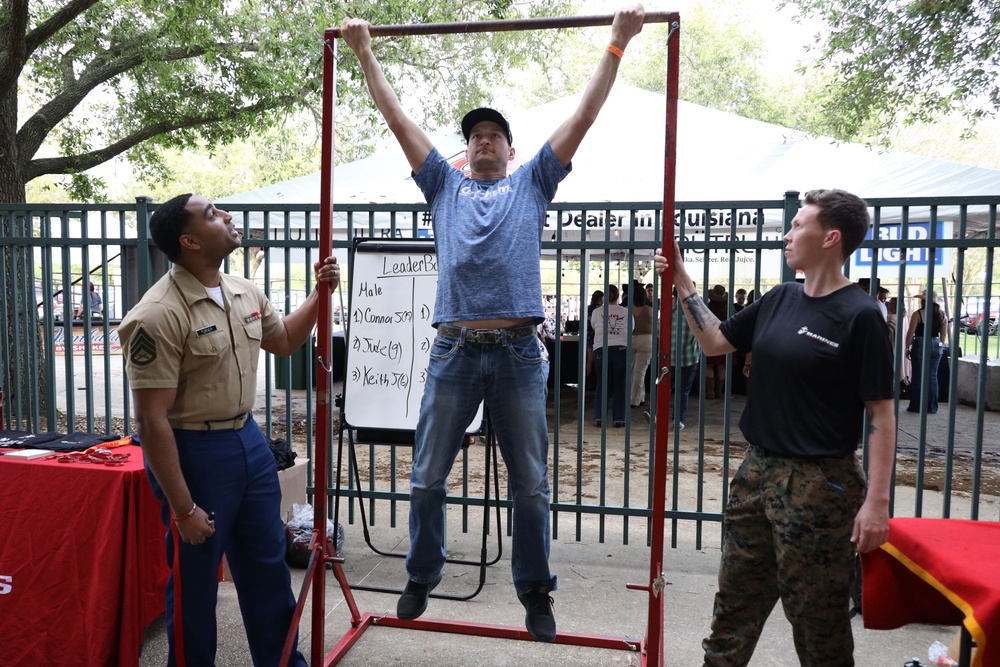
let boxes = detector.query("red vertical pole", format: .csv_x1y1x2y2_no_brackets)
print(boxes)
645,17,680,667
312,29,338,665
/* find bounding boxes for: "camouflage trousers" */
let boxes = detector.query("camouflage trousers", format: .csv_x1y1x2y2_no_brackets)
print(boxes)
703,445,867,667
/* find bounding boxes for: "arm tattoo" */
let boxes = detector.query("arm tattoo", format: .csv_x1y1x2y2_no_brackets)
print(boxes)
682,293,719,333
867,423,877,437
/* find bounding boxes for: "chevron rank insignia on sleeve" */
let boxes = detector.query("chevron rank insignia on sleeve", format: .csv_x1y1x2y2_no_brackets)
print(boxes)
129,326,157,366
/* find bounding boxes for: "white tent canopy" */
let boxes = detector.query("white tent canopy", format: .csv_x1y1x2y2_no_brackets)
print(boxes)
220,85,998,279
221,84,1000,216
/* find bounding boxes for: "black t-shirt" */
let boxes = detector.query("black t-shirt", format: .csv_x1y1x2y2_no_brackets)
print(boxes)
720,282,895,457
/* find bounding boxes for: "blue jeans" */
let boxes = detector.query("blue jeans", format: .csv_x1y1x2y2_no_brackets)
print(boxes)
593,345,627,423
408,327,556,594
675,362,699,423
147,418,307,667
908,336,943,413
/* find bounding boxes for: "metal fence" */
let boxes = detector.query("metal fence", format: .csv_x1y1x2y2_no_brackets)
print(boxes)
2,192,997,548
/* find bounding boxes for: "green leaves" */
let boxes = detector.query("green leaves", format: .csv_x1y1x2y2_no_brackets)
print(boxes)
612,1,839,137
9,0,572,202
785,0,1000,143
333,0,570,134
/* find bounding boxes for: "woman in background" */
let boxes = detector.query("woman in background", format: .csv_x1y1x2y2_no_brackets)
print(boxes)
887,296,912,389
629,287,654,408
905,290,947,413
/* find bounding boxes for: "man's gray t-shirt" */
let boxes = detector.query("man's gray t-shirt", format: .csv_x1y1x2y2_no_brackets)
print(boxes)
413,143,570,326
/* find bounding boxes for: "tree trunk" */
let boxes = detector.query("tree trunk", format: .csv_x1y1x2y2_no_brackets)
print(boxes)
1,83,45,430
248,229,266,279
0,84,25,203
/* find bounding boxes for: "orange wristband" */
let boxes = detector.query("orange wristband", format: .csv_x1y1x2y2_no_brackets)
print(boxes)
606,44,624,59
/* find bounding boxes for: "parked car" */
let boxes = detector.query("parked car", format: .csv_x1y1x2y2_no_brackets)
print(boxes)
958,297,997,336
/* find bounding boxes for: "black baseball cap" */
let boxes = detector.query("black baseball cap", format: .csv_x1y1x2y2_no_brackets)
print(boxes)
461,108,513,145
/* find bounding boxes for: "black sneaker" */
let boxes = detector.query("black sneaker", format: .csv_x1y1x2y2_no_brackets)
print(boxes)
396,577,440,620
517,589,556,642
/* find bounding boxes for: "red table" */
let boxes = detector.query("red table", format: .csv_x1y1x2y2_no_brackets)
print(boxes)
862,517,1000,667
0,445,169,667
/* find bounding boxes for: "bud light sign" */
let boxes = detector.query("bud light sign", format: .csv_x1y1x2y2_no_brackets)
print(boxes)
851,221,951,279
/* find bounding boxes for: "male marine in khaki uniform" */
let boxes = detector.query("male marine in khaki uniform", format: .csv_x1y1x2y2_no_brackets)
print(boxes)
118,193,339,667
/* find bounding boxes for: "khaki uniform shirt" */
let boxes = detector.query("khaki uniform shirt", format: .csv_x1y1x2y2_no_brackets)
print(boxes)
118,265,283,429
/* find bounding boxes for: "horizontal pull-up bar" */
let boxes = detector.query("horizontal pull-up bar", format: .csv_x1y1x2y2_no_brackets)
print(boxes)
328,11,678,38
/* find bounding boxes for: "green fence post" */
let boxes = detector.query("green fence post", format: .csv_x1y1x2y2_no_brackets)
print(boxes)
781,190,799,284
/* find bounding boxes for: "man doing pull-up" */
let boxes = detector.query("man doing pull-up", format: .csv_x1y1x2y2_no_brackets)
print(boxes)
341,4,646,642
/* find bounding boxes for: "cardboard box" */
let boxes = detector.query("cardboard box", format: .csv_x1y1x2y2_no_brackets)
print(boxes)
948,628,978,665
277,457,310,523
222,457,310,581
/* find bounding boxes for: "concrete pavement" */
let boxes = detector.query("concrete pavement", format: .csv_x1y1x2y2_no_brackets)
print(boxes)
138,509,956,666
50,355,988,665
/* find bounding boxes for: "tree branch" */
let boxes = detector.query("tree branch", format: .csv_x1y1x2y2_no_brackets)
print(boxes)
16,41,258,168
0,0,30,92
24,93,302,180
24,0,102,57
58,48,77,87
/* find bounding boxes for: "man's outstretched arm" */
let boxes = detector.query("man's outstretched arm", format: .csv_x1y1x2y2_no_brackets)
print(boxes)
341,19,434,173
548,4,645,168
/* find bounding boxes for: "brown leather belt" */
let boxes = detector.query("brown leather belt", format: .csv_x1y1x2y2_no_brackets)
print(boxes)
437,324,537,344
173,412,250,432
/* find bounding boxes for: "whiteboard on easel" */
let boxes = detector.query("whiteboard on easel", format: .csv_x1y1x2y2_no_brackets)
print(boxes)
342,240,484,432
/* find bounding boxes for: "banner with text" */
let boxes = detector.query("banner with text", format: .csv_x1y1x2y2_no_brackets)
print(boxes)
850,221,953,280
53,326,122,355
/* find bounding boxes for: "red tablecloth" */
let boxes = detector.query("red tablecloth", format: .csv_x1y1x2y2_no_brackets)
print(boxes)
862,517,1000,667
0,445,169,667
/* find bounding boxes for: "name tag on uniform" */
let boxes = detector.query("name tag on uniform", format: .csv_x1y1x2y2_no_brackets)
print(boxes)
196,325,218,336
244,310,262,324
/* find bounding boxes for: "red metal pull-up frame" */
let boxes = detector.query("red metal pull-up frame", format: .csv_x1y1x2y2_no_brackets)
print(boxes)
299,10,679,666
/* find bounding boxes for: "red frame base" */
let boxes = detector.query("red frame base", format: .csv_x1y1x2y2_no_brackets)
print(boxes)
325,613,646,666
